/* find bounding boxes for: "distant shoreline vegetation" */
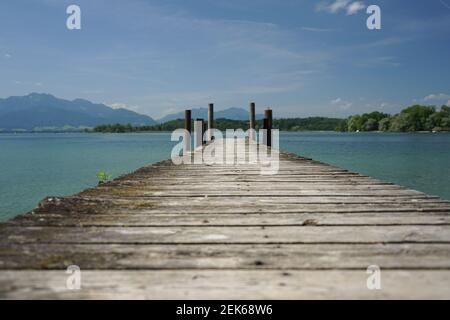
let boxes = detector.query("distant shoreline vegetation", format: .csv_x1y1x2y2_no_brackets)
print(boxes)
91,105,450,133
90,117,343,133
336,105,450,133
1,105,449,134
0,125,91,133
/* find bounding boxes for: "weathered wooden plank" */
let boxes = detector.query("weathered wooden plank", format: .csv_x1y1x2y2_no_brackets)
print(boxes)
84,189,427,197
29,197,450,216
1,270,449,299
103,183,412,190
126,172,364,177
113,180,396,186
116,176,387,182
9,212,450,227
101,192,430,197
2,225,450,244
1,243,450,270
75,194,443,202
95,184,424,192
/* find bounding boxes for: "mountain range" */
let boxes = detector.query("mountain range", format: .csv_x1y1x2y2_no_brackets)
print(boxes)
0,93,156,131
0,93,263,131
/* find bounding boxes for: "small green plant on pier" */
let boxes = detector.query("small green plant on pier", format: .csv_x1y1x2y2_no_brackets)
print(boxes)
96,171,113,184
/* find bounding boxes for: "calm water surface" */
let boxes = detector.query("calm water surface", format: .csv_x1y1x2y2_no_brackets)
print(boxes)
281,132,450,201
0,133,175,221
0,132,449,221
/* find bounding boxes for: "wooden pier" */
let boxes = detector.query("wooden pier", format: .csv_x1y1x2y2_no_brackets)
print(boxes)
1,136,450,299
1,101,450,299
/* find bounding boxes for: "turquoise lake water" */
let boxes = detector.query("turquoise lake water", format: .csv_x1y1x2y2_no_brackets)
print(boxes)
0,132,449,221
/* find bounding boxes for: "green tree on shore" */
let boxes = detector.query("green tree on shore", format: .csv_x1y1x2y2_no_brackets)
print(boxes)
91,105,450,133
341,105,449,132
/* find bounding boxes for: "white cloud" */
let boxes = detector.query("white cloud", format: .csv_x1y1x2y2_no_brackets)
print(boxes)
356,56,401,68
424,93,450,101
109,102,128,109
331,97,352,110
330,0,351,12
301,26,335,32
346,2,366,15
447,99,450,106
378,102,399,110
440,0,450,10
4,53,12,59
10,79,44,86
317,1,366,15
331,98,342,104
317,0,350,13
107,102,142,112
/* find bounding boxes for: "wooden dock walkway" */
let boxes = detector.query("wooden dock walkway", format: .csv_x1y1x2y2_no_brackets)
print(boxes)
1,139,450,299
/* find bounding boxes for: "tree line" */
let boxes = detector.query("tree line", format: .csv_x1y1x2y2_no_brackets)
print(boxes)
91,105,450,133
336,105,450,132
91,117,343,133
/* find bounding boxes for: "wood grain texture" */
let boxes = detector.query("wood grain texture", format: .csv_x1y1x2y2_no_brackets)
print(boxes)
0,138,449,299
1,243,450,270
1,270,449,299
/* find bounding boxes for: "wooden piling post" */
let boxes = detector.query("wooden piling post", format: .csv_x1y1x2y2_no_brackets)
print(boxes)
265,108,273,147
263,118,268,145
249,102,256,141
208,103,214,141
184,110,192,152
185,110,192,133
195,118,204,148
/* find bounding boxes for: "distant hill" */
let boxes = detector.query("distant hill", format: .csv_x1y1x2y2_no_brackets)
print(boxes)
157,107,264,123
0,93,156,131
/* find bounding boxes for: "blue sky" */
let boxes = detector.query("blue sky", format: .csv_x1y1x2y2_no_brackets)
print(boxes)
0,0,449,119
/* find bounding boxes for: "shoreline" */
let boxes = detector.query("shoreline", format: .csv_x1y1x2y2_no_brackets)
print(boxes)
1,130,450,134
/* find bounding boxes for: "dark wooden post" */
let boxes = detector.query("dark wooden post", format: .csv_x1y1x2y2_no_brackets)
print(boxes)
203,121,207,145
265,108,272,147
184,110,191,152
249,102,256,141
195,118,204,148
185,110,191,133
249,102,256,130
263,118,268,145
208,103,214,141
